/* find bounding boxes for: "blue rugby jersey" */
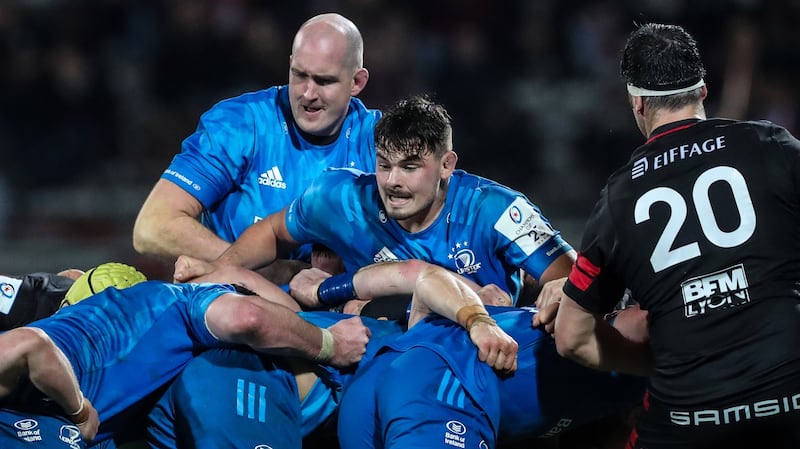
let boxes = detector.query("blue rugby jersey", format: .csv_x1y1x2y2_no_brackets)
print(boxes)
145,312,403,449
161,86,380,259
285,168,572,303
24,282,234,441
338,307,646,446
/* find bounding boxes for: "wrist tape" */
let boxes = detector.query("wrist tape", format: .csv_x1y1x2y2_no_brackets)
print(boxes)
317,272,356,306
315,328,334,363
456,305,497,331
69,394,90,424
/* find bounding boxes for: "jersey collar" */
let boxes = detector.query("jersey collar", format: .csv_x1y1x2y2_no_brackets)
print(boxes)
646,118,703,145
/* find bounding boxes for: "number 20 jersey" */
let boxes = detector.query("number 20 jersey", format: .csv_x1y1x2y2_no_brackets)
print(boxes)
564,118,800,406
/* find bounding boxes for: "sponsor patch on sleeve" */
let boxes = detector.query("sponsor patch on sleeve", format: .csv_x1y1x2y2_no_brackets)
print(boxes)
493,197,555,256
0,275,23,315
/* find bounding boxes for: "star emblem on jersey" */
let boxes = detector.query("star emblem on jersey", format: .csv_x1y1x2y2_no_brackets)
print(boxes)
448,241,482,275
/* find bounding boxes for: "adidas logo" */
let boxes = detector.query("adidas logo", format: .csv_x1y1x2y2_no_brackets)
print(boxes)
258,166,287,189
373,247,398,263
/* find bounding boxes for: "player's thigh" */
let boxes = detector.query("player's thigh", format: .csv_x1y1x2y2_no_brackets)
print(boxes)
378,348,496,449
147,348,301,449
338,353,400,449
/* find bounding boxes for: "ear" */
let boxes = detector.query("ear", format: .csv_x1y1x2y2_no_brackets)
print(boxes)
631,95,645,116
351,68,369,96
699,85,708,101
441,151,458,177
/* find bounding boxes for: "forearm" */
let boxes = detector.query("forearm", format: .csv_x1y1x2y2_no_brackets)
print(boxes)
408,265,487,328
255,260,311,286
252,317,329,362
196,265,302,312
555,299,653,376
17,328,85,416
135,215,231,261
242,268,303,311
352,260,482,300
596,320,653,375
212,296,327,361
312,261,486,312
351,260,427,299
216,214,292,269
133,179,230,261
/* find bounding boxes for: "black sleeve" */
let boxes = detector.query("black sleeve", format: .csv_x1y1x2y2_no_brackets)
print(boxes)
359,294,413,325
0,273,75,330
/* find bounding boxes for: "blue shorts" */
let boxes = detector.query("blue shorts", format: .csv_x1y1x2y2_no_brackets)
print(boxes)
339,348,496,449
0,408,116,449
146,347,301,449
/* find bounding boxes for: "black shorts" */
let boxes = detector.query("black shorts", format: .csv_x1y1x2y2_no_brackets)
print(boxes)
627,386,800,449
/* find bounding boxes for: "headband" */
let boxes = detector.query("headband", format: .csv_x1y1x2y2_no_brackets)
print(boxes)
627,79,705,97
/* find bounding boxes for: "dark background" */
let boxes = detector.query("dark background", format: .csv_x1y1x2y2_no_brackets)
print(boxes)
1,0,798,276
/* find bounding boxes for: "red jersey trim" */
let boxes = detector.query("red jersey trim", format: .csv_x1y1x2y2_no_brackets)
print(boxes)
645,122,697,145
568,254,601,291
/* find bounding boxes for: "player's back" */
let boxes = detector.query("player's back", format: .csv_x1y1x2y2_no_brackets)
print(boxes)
27,281,235,425
377,307,644,440
601,118,800,405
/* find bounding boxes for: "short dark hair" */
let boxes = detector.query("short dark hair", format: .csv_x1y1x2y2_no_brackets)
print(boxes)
621,23,706,110
374,95,452,160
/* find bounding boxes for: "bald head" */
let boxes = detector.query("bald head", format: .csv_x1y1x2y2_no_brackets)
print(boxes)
287,13,369,137
292,13,364,71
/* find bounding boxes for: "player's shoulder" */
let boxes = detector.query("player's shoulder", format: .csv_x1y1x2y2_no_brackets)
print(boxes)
703,118,797,144
450,170,528,211
202,87,282,121
318,166,371,181
348,96,382,121
305,167,375,196
452,170,518,196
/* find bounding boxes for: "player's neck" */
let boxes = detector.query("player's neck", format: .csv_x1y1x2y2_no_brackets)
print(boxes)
298,127,341,146
646,103,706,137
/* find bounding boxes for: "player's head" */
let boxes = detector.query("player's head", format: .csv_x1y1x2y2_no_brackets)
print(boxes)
62,262,147,307
374,95,457,231
621,23,707,132
289,13,369,138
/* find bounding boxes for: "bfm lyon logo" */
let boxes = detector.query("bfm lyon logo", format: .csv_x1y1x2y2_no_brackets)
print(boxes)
681,264,750,318
449,241,481,275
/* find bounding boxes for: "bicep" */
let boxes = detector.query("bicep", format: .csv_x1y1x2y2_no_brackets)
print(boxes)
138,179,205,221
537,251,577,284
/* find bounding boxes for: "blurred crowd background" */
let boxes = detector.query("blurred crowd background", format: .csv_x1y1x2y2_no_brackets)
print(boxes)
1,0,798,276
